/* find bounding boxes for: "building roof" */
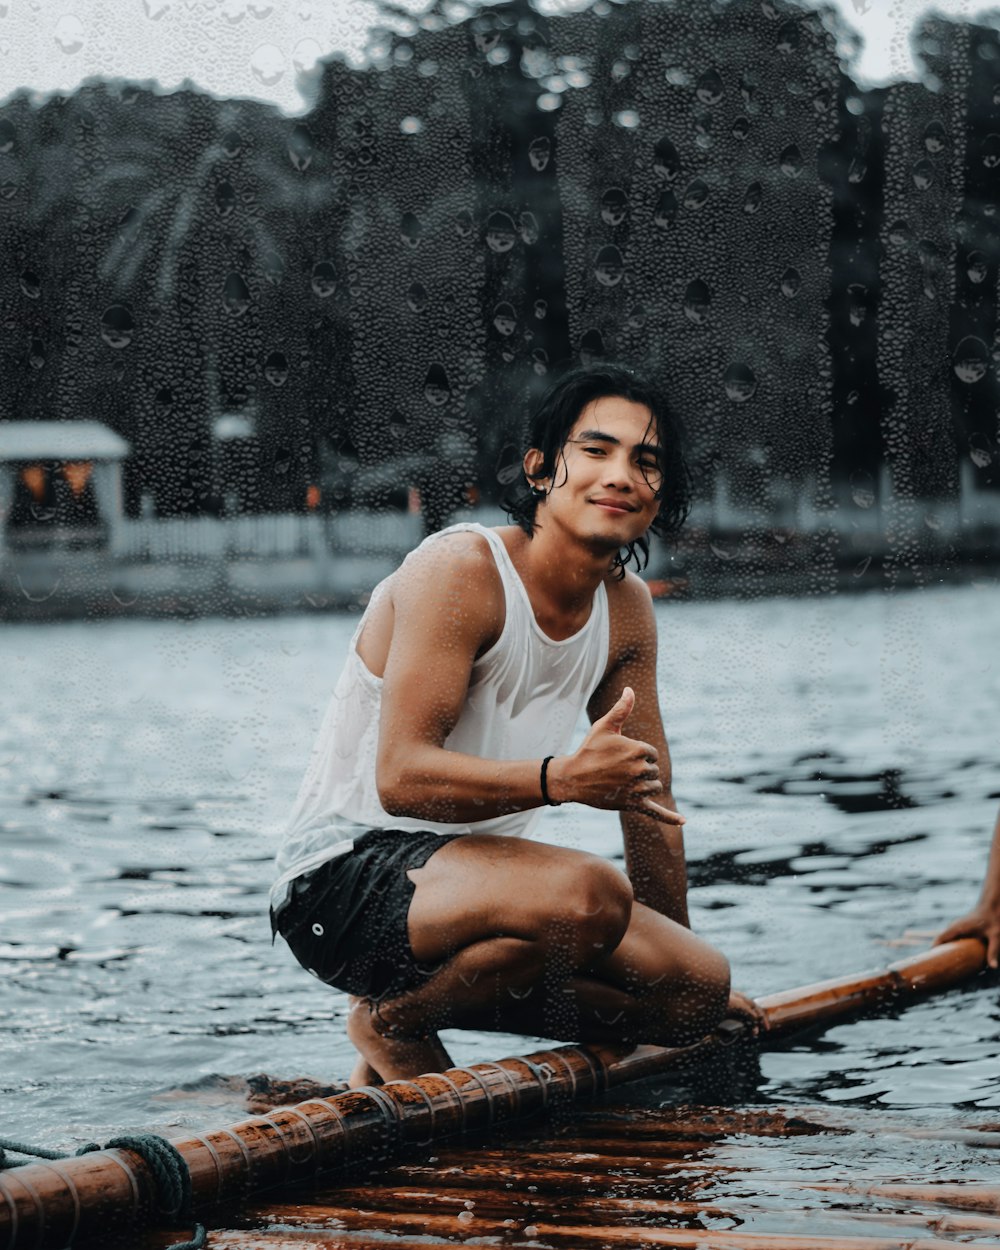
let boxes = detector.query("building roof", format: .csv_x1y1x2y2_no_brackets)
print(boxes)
0,421,130,462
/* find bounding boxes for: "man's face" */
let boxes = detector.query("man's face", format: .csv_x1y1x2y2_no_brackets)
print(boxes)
525,395,663,552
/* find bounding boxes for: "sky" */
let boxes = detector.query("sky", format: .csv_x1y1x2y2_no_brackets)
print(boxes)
0,0,998,114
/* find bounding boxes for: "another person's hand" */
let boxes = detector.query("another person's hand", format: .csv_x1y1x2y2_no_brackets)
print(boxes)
934,904,1000,969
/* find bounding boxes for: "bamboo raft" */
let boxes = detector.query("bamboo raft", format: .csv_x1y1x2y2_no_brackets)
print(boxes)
0,938,992,1249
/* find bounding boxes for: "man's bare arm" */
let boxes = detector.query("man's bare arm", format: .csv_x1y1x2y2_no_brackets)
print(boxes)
376,536,684,828
588,575,689,928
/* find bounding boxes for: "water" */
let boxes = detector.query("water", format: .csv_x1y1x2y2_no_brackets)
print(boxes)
1,583,998,1154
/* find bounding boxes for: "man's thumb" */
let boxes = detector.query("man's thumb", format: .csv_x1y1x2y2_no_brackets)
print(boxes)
605,686,635,733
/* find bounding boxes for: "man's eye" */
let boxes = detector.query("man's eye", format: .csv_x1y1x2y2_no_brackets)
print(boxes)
583,445,606,455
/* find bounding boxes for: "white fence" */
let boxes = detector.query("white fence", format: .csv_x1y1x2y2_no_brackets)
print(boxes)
112,510,424,561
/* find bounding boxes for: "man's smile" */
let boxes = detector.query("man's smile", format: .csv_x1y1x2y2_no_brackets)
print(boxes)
590,497,638,515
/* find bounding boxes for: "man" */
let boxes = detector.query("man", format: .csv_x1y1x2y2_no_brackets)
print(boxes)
271,364,734,1085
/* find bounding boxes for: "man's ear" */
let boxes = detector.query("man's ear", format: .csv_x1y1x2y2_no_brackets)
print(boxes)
523,447,545,485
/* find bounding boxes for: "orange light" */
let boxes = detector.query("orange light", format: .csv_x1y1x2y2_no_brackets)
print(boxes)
305,483,320,510
62,461,93,497
21,464,46,502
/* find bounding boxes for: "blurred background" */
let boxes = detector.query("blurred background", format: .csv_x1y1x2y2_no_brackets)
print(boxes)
1,0,999,616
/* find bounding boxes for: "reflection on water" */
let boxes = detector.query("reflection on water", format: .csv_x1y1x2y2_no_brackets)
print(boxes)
0,584,998,1149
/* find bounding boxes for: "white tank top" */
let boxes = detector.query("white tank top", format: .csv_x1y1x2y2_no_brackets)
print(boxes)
270,523,610,908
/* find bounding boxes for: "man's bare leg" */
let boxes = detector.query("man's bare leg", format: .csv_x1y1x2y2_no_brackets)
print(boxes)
346,835,730,1081
346,997,453,1087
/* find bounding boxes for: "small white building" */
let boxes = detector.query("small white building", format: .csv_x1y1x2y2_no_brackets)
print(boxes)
0,420,131,558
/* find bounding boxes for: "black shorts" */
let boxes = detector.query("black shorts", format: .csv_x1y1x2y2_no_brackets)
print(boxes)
270,828,461,1002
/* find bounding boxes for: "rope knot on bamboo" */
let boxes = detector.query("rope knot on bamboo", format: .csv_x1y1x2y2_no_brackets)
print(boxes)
0,1131,206,1249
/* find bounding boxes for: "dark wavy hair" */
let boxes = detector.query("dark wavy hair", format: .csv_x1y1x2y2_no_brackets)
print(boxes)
503,363,692,575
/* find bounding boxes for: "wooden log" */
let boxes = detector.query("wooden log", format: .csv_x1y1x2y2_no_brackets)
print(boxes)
201,1235,995,1250
213,1201,993,1249
807,1182,1000,1215
0,939,987,1249
569,1106,1000,1149
756,939,988,1035
243,1183,1000,1234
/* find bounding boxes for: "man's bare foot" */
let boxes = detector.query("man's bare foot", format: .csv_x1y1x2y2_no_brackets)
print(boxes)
347,1055,384,1088
346,997,453,1083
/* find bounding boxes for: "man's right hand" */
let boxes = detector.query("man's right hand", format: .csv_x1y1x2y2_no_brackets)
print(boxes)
548,687,685,826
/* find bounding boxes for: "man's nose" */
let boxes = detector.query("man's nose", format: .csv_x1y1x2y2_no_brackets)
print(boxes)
602,454,634,487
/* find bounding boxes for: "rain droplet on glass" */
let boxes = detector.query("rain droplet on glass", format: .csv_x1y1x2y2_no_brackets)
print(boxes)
18,269,40,299
519,211,539,245
528,136,551,172
454,209,473,238
695,68,724,105
579,328,605,365
911,159,935,190
953,336,989,384
215,180,237,216
492,302,517,336
850,471,875,508
424,363,451,406
967,251,988,283
222,271,250,316
533,298,547,320
723,363,757,402
406,282,428,312
264,351,289,386
652,136,680,181
288,123,313,172
600,187,628,226
485,211,516,254
779,143,803,176
742,181,763,214
101,305,135,349
776,21,800,53
54,14,85,54
923,120,947,154
593,244,624,287
731,116,750,141
969,434,993,467
682,279,711,324
683,178,709,210
250,43,285,86
400,211,423,248
780,267,801,297
310,261,336,298
887,219,911,245
653,189,677,229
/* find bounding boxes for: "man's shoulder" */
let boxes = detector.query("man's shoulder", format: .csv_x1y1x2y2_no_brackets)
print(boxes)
604,568,657,649
604,567,655,612
404,526,500,576
392,527,505,611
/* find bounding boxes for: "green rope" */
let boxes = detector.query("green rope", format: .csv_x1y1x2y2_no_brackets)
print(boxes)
0,1132,206,1249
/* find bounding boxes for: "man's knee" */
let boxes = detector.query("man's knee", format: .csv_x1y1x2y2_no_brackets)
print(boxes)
555,856,633,957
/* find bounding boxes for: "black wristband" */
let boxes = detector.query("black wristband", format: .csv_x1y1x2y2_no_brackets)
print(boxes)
540,755,561,807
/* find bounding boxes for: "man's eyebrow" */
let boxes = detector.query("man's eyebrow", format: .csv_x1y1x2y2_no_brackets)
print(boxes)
572,429,661,455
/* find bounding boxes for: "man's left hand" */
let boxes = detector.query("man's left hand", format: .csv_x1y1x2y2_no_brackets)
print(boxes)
722,988,769,1038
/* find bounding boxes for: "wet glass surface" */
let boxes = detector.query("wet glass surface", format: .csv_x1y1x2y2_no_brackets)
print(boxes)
1,580,998,1151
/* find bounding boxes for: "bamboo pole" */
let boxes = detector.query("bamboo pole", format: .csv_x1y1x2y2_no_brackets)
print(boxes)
0,938,987,1250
